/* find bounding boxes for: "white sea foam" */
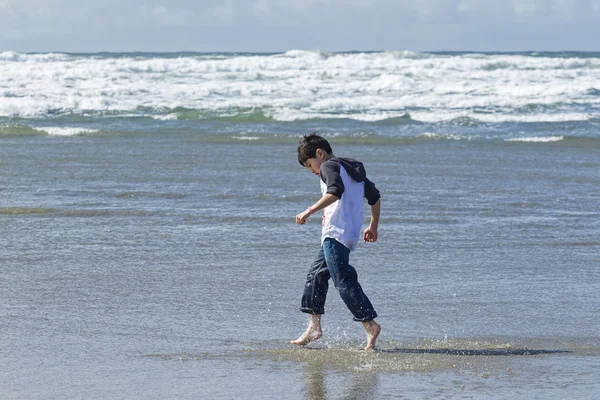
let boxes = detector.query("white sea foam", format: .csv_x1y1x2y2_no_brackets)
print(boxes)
152,113,178,121
233,136,261,140
505,136,565,143
417,132,471,141
0,51,72,62
34,127,100,136
1,51,599,123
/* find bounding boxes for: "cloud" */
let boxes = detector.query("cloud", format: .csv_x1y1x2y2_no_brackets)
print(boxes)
143,1,235,26
3,0,599,29
148,4,194,27
213,0,234,23
0,0,237,30
1,0,599,51
512,0,538,15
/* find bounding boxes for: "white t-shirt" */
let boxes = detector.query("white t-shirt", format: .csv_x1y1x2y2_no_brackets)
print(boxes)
318,157,380,252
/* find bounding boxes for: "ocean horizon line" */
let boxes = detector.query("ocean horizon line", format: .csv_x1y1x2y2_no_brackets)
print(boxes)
3,49,600,56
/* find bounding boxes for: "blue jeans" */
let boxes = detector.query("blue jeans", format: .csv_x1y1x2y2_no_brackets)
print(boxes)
300,238,377,322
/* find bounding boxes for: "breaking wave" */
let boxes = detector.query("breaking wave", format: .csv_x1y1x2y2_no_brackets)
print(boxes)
1,50,599,124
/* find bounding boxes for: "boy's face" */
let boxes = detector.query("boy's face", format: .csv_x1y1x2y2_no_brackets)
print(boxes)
303,149,327,176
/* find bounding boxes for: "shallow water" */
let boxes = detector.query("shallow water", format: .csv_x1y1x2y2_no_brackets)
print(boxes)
2,50,600,399
1,130,599,399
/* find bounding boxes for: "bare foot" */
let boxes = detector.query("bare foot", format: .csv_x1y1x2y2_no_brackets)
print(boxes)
290,327,322,346
362,320,381,350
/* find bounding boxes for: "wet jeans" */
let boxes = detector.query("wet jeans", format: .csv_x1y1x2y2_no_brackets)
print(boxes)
300,237,378,322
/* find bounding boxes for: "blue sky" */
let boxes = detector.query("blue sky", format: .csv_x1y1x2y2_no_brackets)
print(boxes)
1,0,600,52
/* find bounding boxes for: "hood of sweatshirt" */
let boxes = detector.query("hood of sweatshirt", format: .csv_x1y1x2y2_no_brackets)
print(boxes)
336,157,367,182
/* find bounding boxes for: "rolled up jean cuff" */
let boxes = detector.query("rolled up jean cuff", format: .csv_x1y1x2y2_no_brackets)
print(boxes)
300,307,324,315
352,311,378,322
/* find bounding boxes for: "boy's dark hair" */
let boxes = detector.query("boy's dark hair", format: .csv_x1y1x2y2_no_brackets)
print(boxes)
297,133,333,166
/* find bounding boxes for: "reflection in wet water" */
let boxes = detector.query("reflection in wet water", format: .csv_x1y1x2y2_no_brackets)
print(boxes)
303,360,327,400
247,337,580,375
302,356,378,400
145,338,598,399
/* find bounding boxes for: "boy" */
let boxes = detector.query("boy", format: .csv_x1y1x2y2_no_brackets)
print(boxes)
292,133,381,350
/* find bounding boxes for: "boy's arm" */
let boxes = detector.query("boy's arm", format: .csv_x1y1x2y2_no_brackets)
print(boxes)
296,193,339,225
363,199,380,242
363,176,380,242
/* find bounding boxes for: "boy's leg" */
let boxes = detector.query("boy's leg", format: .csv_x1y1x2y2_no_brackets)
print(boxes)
291,248,330,346
322,238,377,322
299,247,330,316
322,238,381,349
291,314,323,346
362,320,381,350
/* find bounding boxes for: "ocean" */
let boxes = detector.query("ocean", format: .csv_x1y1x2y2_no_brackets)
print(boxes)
1,50,599,399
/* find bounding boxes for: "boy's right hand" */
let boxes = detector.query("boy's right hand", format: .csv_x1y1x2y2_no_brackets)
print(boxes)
296,208,313,224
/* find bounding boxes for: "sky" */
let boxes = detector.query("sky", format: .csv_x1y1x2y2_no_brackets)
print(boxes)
1,0,600,52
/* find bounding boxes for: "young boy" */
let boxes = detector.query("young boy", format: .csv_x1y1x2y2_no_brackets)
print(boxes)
292,133,382,350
